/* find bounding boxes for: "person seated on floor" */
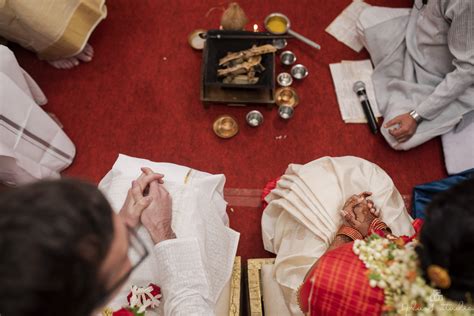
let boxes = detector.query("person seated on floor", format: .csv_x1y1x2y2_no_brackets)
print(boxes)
261,156,415,315
0,45,75,185
298,177,474,315
356,0,474,150
0,168,222,315
0,0,107,69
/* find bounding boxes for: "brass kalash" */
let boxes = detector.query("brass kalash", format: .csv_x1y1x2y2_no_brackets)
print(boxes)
200,30,278,107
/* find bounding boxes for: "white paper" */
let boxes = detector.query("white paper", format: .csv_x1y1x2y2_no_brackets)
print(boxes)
98,154,240,314
329,59,381,123
325,0,371,52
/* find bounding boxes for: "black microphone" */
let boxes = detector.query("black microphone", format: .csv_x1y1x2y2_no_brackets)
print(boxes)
353,81,378,134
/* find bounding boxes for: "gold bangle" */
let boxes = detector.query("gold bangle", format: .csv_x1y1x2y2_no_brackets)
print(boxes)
337,226,364,240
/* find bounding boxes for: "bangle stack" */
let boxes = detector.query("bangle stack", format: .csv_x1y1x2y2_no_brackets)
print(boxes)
368,218,388,235
337,226,364,240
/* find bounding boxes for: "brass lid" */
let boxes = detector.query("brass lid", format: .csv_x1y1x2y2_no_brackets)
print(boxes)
275,87,299,107
213,115,239,138
188,29,206,50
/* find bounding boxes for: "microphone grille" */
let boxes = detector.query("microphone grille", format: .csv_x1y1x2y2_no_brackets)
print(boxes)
353,81,366,93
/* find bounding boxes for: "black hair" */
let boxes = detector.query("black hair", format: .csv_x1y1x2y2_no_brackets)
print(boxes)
417,177,474,303
0,179,114,316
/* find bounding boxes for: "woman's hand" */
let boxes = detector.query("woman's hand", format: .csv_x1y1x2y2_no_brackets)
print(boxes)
340,192,379,237
119,168,164,228
139,169,174,245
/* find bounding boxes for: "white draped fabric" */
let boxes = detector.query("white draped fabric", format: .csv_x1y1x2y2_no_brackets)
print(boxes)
98,154,240,315
0,45,75,185
261,156,415,315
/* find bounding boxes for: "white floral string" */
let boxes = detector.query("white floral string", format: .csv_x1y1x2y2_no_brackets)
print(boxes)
128,285,162,314
353,235,473,315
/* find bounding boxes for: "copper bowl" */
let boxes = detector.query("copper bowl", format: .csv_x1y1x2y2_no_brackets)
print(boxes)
213,115,239,138
275,87,299,108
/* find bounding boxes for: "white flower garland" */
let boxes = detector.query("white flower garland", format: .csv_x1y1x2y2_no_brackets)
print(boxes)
353,235,473,315
128,285,162,314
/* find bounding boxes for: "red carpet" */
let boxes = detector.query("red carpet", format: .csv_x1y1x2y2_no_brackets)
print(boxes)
12,0,446,261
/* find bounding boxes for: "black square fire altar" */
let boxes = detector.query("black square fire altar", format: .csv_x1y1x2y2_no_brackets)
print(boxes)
200,30,276,107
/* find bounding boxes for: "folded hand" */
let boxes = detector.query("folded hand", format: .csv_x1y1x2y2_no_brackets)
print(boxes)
119,167,164,228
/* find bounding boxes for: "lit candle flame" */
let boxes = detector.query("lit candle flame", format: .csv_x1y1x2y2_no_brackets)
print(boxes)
253,24,259,32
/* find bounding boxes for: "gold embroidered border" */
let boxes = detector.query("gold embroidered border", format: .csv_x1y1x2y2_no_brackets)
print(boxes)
229,256,242,316
247,258,276,316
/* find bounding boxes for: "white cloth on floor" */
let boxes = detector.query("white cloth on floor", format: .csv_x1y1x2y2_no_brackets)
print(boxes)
0,45,75,185
98,154,240,315
261,156,414,315
442,110,474,174
325,0,372,52
357,0,474,150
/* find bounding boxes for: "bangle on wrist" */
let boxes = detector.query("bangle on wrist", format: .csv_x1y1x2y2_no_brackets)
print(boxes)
409,110,423,124
337,226,364,241
368,218,388,235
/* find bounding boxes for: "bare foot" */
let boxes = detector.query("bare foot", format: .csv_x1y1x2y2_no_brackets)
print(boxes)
47,43,94,69
76,43,94,62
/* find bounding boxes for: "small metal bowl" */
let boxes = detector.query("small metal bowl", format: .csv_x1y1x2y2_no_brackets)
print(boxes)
278,105,295,119
280,50,296,66
246,110,264,127
188,29,207,50
277,72,293,87
272,38,288,50
291,64,309,80
275,87,299,108
213,115,239,138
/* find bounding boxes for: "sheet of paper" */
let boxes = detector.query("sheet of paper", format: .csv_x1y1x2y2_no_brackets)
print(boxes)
325,0,371,52
329,59,380,123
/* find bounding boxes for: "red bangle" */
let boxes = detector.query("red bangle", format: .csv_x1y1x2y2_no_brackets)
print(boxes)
337,226,364,240
369,218,388,234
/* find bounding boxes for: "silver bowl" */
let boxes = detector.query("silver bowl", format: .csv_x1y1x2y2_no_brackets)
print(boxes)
278,105,294,119
246,110,264,127
272,38,288,50
291,64,309,79
280,50,296,66
277,72,293,87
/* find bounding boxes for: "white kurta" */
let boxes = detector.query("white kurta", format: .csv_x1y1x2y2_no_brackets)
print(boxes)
98,154,240,316
0,45,75,185
358,0,474,150
261,156,414,315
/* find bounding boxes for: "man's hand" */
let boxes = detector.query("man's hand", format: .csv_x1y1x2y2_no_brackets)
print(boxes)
384,113,418,143
119,168,164,228
140,169,174,245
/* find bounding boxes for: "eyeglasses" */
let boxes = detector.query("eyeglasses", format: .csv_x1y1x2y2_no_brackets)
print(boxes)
95,226,149,308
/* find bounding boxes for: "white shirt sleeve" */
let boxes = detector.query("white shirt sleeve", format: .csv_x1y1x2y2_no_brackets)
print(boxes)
153,238,215,316
416,0,474,120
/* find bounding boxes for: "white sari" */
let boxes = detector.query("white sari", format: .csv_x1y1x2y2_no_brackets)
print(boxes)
261,156,415,315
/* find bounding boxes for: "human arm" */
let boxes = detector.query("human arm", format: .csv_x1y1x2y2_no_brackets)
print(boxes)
385,1,474,142
139,169,214,315
153,238,214,316
416,0,474,120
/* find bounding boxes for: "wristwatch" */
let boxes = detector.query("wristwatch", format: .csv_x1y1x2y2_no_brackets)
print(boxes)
409,110,423,124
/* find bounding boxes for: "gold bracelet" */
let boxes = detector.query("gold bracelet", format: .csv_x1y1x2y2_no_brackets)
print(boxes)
337,226,363,240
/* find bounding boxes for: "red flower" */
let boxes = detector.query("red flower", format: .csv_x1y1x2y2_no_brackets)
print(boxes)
113,308,135,316
149,283,161,297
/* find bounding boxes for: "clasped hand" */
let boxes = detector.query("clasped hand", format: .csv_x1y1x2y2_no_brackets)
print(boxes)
340,192,379,237
119,167,174,244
